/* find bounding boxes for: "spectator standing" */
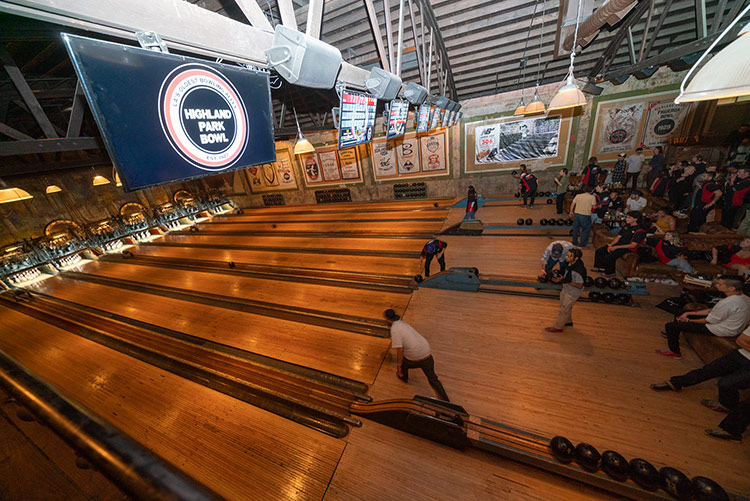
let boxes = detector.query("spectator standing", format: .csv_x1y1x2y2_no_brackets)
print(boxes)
646,146,666,188
464,185,478,220
625,148,645,190
553,168,569,215
689,172,723,232
580,157,601,188
670,164,695,214
722,167,750,228
611,153,627,185
569,185,596,248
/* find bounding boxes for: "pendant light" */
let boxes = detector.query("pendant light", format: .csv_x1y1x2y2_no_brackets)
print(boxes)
92,175,110,186
514,0,541,116
525,0,548,115
0,187,33,204
548,0,587,111
675,4,750,103
292,102,315,155
45,185,62,194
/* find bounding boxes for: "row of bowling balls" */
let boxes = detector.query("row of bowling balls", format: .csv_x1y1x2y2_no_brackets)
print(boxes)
549,436,728,500
515,191,555,197
589,291,632,304
541,218,573,226
538,275,628,290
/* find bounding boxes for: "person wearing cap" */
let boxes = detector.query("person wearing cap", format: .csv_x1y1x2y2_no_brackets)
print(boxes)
384,309,450,402
539,240,574,278
625,148,645,190
545,248,586,332
625,190,647,213
611,153,627,186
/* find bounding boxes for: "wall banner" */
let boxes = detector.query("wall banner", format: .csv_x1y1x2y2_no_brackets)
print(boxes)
420,133,446,171
641,99,692,148
596,103,644,154
247,148,298,193
473,115,561,164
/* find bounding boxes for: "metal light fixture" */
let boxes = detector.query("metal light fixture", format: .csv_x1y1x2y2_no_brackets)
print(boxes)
0,187,33,204
525,0,548,115
292,105,315,155
548,0,587,111
45,185,62,194
92,175,110,186
514,0,540,117
675,5,750,103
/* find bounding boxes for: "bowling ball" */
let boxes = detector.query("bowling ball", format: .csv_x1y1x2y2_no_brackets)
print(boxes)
557,218,566,226
629,458,660,491
540,219,548,226
271,224,277,228
584,276,595,287
616,293,631,304
546,198,553,205
548,218,557,226
589,291,602,302
620,280,630,290
514,192,520,198
525,218,533,225
601,450,629,481
659,467,691,500
549,436,575,463
512,171,518,176
517,218,525,225
538,273,549,283
414,274,423,283
575,443,602,472
603,292,616,303
228,261,236,269
691,476,728,501
236,209,245,214
549,269,562,280
189,226,199,232
608,278,622,289
594,277,608,289
434,202,439,207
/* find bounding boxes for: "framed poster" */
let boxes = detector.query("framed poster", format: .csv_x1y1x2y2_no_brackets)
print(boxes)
371,138,398,177
299,151,322,184
641,99,692,149
370,130,449,181
318,149,341,181
420,132,447,172
247,147,298,193
396,134,420,174
338,148,360,179
299,145,363,187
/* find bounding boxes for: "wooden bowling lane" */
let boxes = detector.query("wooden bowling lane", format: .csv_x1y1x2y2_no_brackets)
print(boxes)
0,305,346,499
69,260,412,322
131,244,419,277
367,288,749,496
231,199,454,214
192,219,444,234
213,209,448,223
28,276,390,384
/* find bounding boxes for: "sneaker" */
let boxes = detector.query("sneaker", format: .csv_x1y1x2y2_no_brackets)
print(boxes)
522,205,527,209
655,350,682,359
565,322,573,327
701,399,729,413
545,327,564,332
704,429,741,441
650,381,678,391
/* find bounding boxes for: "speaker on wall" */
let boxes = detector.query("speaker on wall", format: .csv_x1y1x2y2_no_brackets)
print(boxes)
366,68,402,101
403,82,428,105
265,25,342,89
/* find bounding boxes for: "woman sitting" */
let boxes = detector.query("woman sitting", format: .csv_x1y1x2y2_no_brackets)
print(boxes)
654,231,695,273
653,206,677,234
712,237,750,275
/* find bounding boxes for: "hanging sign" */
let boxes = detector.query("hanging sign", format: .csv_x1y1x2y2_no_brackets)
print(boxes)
386,99,409,139
338,89,377,149
417,104,431,133
62,34,275,191
641,100,692,148
429,106,440,130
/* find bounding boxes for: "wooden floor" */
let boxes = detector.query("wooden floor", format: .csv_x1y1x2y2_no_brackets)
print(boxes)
4,197,749,499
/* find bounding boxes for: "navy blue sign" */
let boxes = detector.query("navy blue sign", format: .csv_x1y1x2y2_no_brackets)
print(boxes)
63,34,275,191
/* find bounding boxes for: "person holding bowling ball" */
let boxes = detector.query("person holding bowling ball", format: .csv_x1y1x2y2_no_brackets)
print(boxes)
546,248,586,332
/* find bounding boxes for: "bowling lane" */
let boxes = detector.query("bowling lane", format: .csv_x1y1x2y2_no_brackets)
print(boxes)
232,199,454,214
151,233,426,253
0,305,345,499
132,245,419,275
194,220,444,234
69,260,410,321
212,209,448,223
27,276,389,383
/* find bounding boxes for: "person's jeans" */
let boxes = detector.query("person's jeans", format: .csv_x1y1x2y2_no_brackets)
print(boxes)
594,247,630,274
719,398,750,438
424,253,445,277
555,193,565,214
545,259,562,274
523,189,537,207
464,211,476,220
401,355,450,401
667,257,695,273
663,321,713,354
670,350,750,408
625,171,639,190
571,214,592,246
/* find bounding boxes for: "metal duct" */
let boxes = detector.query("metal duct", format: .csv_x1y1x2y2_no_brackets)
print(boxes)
563,0,638,51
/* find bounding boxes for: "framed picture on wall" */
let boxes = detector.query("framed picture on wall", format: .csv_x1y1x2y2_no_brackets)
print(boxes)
371,138,398,177
338,148,360,179
299,151,322,184
246,147,299,193
420,132,447,172
318,149,341,181
396,134,420,174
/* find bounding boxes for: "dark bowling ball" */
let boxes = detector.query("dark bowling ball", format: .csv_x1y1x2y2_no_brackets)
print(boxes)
549,269,562,279
514,192,520,198
540,218,548,226
538,273,549,283
601,450,629,481
546,198,553,205
659,467,691,500
603,292,616,303
547,218,557,226
557,218,566,226
594,277,608,289
434,202,439,207
512,170,518,175
620,279,630,290
629,458,660,491
550,436,575,463
608,277,622,289
691,476,729,501
616,293,631,304
228,261,236,269
589,291,602,302
584,276,595,287
271,224,277,228
517,218,525,225
575,443,602,472
525,218,533,226
414,274,423,283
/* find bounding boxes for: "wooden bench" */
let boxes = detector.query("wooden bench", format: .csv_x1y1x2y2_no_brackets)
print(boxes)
684,332,739,364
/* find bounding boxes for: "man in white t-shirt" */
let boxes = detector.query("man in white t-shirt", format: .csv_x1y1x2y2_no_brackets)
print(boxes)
625,190,647,213
651,322,750,427
384,309,450,402
656,276,750,359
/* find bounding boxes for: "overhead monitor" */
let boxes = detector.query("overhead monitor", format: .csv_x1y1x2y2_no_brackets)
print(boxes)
386,99,409,139
429,106,440,130
338,89,377,149
62,34,275,192
416,104,431,133
438,108,447,127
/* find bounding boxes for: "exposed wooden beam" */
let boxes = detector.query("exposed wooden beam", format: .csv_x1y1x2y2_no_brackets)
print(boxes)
234,0,274,31
0,44,57,138
66,80,84,138
363,0,391,71
19,41,56,72
695,0,708,38
383,0,395,72
407,0,425,84
276,0,298,30
0,137,102,156
643,0,674,60
710,0,729,33
0,121,33,140
306,0,324,38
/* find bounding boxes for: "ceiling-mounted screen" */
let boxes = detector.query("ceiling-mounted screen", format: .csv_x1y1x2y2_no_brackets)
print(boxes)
429,106,440,130
416,104,431,133
386,99,409,139
62,34,275,192
338,89,377,149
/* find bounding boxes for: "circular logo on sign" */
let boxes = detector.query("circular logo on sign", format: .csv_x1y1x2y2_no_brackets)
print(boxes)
654,119,675,135
158,64,248,171
609,129,627,144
